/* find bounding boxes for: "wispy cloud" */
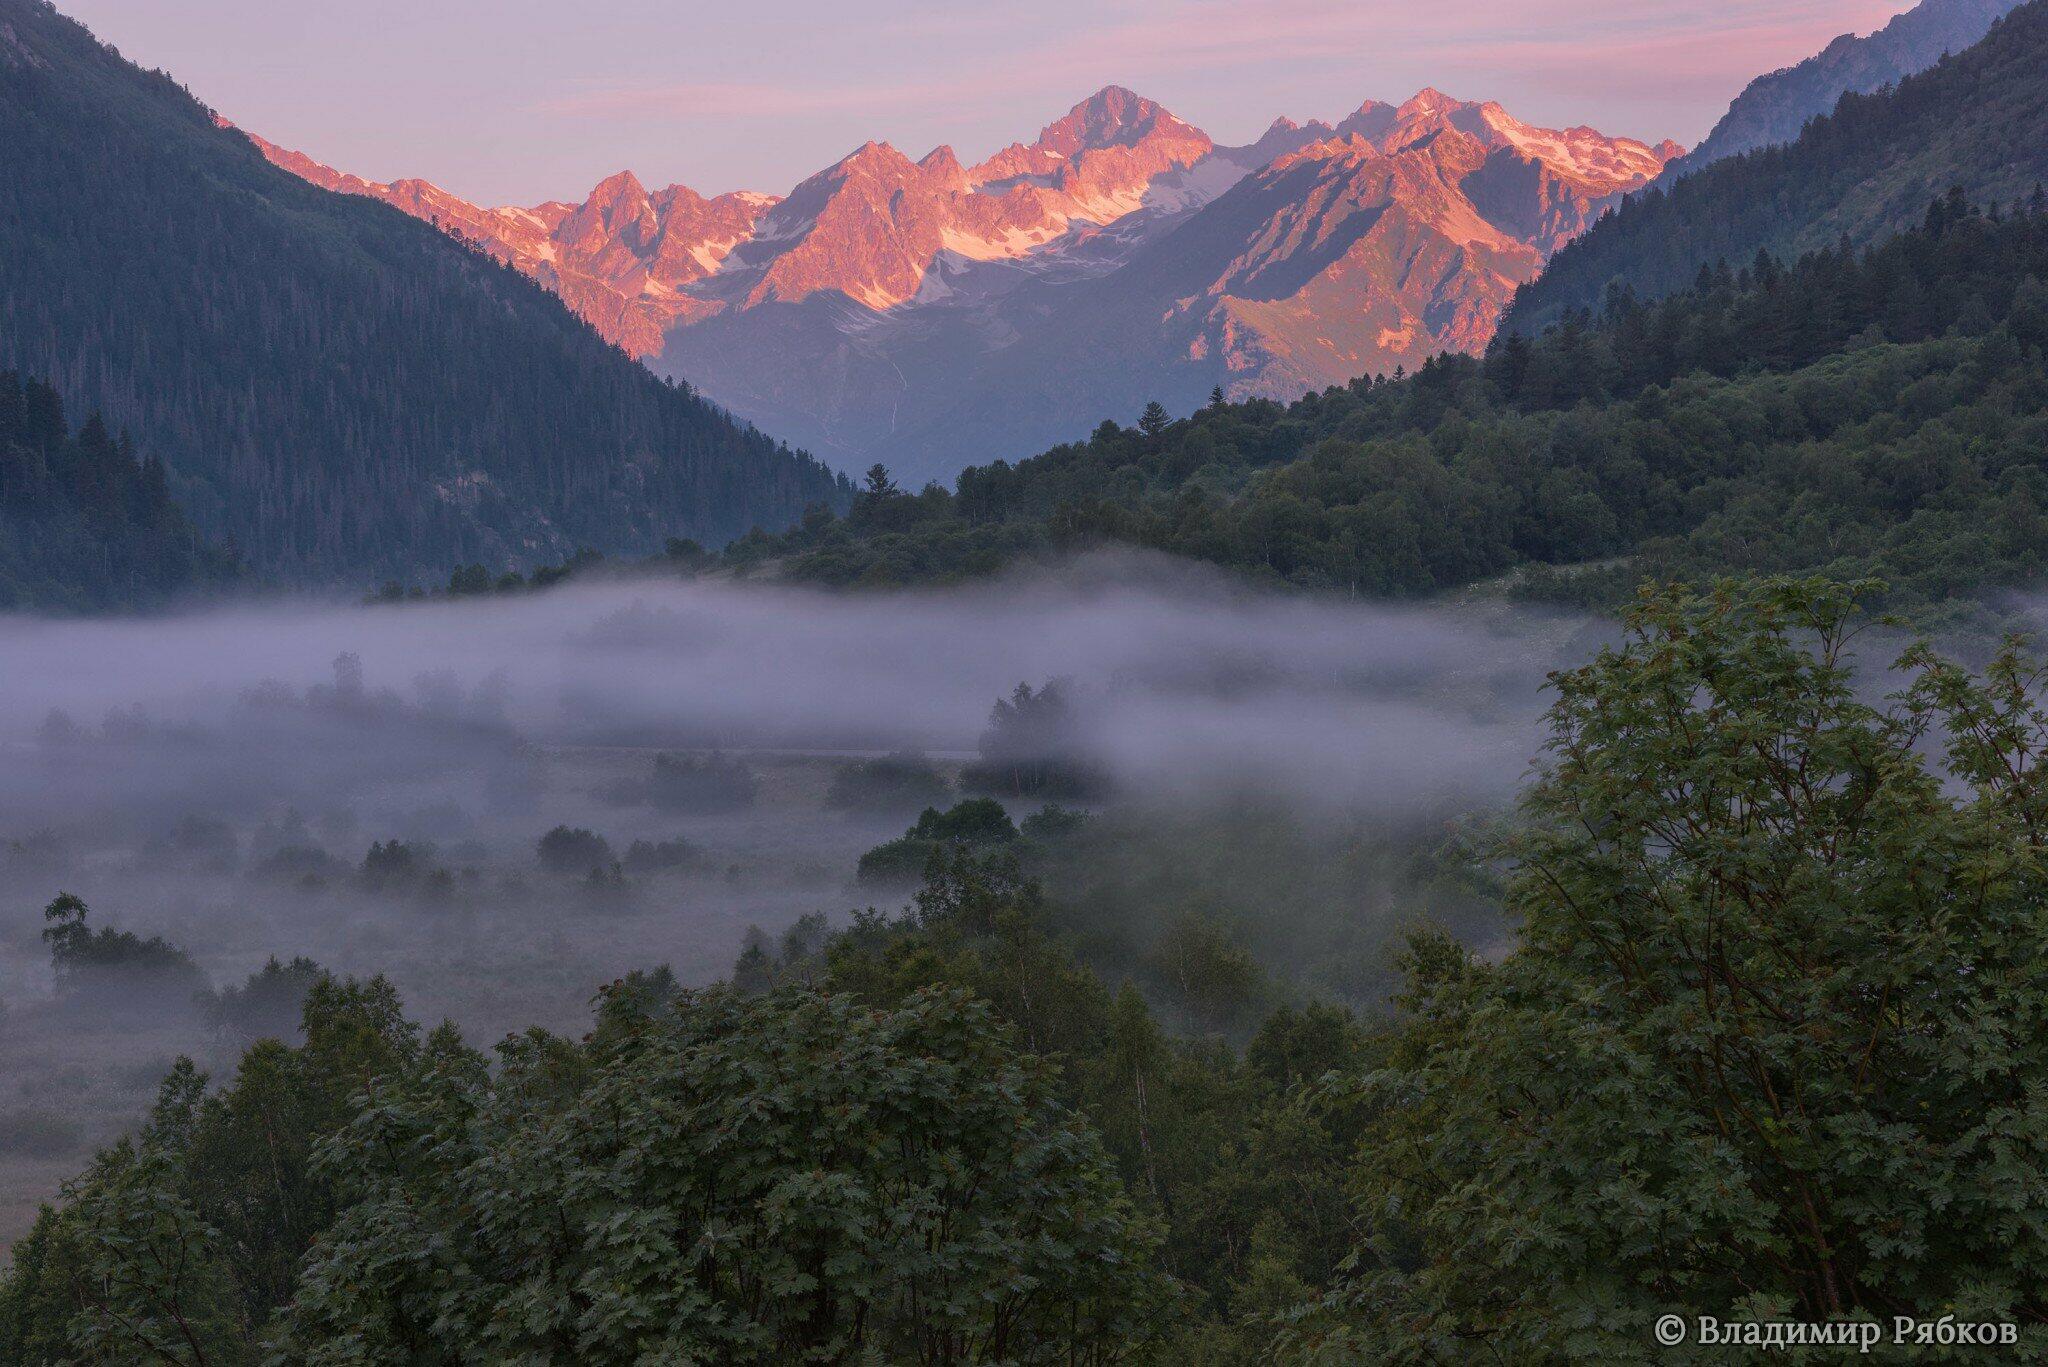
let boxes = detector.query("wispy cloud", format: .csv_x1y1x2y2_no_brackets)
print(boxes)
533,0,1909,141
60,0,1917,204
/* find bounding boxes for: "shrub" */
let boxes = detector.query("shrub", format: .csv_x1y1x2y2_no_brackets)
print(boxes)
201,956,325,1041
648,752,758,813
856,800,1018,887
825,751,951,812
621,837,701,874
536,826,616,876
40,894,207,1009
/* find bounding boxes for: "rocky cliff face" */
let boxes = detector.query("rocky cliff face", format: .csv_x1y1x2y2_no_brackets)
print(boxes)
249,85,1676,479
247,134,774,357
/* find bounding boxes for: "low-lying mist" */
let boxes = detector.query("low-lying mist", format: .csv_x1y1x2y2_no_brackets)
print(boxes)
0,552,1603,1245
2,553,1591,810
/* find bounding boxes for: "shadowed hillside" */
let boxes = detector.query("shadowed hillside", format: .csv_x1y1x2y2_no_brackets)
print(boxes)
0,0,849,583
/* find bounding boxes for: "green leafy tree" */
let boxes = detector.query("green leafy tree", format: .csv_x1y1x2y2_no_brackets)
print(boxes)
40,893,206,1008
276,985,1175,1363
857,798,1021,887
0,975,420,1365
41,1064,249,1365
535,824,616,876
1290,578,2048,1358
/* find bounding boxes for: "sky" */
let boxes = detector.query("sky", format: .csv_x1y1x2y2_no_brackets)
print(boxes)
61,0,1908,205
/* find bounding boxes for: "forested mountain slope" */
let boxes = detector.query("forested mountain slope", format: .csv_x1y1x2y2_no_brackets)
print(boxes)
0,371,236,611
0,0,847,583
704,197,2048,621
1652,0,2022,186
1506,0,2048,334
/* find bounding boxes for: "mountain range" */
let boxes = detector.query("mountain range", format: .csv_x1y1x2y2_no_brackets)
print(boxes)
252,87,1680,482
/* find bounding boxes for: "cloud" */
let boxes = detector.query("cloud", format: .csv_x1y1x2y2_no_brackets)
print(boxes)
0,553,1584,818
528,0,1913,155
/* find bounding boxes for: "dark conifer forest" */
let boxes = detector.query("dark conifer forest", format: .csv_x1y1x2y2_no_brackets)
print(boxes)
1508,0,2048,332
0,0,848,583
0,371,235,610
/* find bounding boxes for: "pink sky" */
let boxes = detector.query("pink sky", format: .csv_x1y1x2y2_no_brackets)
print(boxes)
61,0,1908,205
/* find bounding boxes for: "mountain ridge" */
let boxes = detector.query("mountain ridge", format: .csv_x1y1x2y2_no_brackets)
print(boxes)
252,84,1675,482
1505,0,2048,335
1653,0,2024,187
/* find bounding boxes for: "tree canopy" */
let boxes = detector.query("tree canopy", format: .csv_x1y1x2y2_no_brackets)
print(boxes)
1289,579,2048,1356
12,580,2048,1358
0,371,234,610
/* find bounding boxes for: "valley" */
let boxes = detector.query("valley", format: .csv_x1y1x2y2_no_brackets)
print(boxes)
0,563,1575,1250
7,0,2048,1358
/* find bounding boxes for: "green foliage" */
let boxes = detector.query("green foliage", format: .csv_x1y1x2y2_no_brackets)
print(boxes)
1146,912,1269,1034
0,974,419,1364
1514,0,2048,331
720,198,2048,622
0,372,235,610
1020,803,1090,842
855,797,1020,886
40,892,206,1005
0,0,848,583
1290,578,2048,1357
765,846,1375,1348
1036,805,1504,1010
275,986,1174,1364
535,824,616,876
200,955,325,1041
909,796,1019,844
28,578,2048,1357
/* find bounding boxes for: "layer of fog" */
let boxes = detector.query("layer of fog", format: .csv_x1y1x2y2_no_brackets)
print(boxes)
2,554,1592,813
0,553,1602,1244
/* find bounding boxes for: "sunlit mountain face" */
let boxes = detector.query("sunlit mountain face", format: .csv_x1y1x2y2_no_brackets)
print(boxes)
248,85,1679,480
